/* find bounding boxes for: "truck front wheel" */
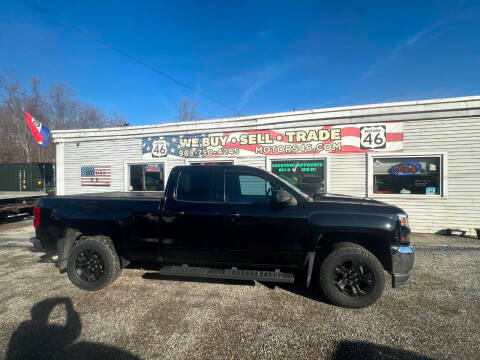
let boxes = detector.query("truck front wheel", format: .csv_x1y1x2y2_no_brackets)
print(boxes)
67,235,121,291
318,243,385,308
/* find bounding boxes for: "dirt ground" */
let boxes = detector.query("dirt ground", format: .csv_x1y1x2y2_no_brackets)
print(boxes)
0,219,479,360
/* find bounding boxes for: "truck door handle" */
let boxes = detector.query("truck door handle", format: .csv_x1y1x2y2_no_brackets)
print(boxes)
222,212,240,222
164,211,184,217
225,212,240,217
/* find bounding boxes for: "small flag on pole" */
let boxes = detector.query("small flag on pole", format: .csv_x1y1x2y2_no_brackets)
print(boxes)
25,111,50,148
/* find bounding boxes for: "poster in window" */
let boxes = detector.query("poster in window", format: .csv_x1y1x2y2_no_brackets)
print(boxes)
271,160,325,195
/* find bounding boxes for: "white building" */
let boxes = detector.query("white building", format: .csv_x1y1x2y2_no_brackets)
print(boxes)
52,96,480,235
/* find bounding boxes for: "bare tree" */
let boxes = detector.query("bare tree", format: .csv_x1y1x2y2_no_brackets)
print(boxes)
107,111,129,127
0,106,13,163
0,72,129,164
1,80,33,162
176,98,199,122
48,83,76,130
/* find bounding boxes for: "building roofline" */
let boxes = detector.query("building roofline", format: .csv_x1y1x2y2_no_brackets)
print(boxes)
51,95,480,141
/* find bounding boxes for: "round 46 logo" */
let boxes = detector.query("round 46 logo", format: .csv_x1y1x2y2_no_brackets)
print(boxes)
152,140,167,157
360,125,386,149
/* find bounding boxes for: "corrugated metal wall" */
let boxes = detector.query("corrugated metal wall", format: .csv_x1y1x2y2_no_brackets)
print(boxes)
236,156,267,169
379,117,480,234
328,154,366,197
63,138,141,194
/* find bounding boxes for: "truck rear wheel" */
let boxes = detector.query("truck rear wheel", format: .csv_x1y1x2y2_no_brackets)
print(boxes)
67,235,121,291
318,243,385,308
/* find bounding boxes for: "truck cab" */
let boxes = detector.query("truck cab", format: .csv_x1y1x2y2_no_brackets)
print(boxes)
160,165,308,269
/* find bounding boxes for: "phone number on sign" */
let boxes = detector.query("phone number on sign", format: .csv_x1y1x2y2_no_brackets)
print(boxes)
178,148,240,157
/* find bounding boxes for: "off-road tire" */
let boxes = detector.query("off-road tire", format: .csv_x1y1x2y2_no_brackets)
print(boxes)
67,235,121,291
318,243,385,308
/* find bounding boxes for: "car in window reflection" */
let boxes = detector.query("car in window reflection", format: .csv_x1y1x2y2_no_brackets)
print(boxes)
145,174,164,191
279,174,324,196
279,175,297,186
297,175,324,195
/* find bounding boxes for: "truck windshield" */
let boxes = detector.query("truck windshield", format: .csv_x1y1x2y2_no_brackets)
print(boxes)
269,172,312,200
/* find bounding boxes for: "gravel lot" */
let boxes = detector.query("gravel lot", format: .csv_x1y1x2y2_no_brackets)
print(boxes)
0,219,479,360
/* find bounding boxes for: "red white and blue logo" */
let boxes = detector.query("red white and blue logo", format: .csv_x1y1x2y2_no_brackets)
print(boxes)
391,161,422,176
25,111,50,148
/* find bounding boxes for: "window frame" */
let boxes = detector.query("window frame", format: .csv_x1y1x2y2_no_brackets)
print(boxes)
123,161,166,192
367,152,448,199
224,172,274,205
266,155,328,194
224,169,280,205
173,167,220,204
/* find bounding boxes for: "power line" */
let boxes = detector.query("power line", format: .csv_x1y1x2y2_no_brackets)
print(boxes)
23,0,242,116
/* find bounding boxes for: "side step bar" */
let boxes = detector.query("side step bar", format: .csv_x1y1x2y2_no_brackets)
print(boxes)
158,265,294,284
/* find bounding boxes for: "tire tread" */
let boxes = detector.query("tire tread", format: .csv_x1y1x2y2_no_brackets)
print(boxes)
67,235,121,291
318,242,385,308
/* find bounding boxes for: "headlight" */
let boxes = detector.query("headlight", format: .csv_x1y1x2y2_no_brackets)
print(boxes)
399,214,409,228
398,214,410,245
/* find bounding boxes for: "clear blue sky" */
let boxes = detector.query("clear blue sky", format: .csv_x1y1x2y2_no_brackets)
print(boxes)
1,1,479,126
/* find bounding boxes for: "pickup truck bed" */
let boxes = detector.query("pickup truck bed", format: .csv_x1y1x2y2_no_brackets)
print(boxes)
51,191,164,200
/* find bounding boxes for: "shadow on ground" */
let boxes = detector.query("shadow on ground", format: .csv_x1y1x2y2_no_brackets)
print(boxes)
272,282,329,303
6,297,141,360
331,340,433,360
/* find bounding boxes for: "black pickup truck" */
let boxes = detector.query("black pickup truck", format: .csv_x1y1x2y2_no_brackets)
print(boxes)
33,165,414,308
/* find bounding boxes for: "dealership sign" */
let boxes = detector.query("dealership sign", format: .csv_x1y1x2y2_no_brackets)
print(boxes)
142,122,403,159
144,164,162,172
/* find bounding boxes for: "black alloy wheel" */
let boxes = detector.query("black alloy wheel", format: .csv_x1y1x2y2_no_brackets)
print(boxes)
67,235,121,291
333,259,375,297
75,249,105,282
318,243,385,308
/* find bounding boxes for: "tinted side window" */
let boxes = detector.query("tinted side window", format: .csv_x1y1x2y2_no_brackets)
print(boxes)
225,172,272,203
177,169,212,201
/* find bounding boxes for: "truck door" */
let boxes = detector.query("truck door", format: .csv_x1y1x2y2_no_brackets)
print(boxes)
218,169,307,267
160,166,224,264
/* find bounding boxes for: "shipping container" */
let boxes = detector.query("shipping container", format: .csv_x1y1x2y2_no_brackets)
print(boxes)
0,163,55,192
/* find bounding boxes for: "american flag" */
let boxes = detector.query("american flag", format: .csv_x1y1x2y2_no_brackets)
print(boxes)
81,165,111,186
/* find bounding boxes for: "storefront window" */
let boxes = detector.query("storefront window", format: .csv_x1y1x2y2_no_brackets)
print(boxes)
129,163,164,191
270,159,325,195
372,156,441,195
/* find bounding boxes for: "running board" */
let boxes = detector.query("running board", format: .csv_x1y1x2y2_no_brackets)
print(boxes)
158,265,294,284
